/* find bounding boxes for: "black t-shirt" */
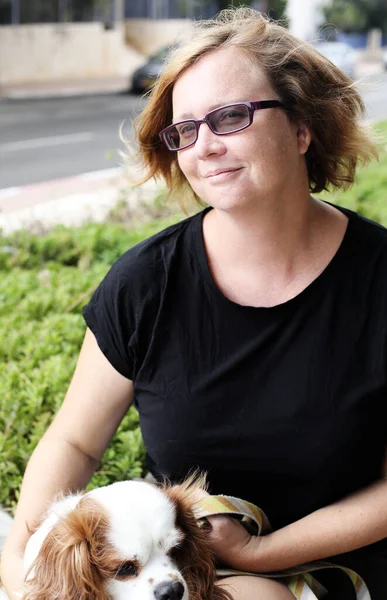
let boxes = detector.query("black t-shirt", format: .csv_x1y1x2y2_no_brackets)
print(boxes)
83,205,387,598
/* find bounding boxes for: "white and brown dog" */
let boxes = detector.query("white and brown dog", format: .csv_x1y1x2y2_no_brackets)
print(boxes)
1,478,231,600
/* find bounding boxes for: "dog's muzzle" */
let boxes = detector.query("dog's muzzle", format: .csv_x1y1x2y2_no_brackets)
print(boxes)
154,581,185,600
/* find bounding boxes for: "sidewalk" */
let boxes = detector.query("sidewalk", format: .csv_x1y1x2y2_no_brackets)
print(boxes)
356,56,385,77
0,168,160,234
0,74,130,101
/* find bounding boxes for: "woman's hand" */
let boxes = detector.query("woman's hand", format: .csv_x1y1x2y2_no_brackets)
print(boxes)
193,488,265,571
204,513,262,569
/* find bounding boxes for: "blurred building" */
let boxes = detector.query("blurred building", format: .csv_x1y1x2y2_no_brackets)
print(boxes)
125,0,217,19
0,0,218,23
1,0,328,42
286,0,329,41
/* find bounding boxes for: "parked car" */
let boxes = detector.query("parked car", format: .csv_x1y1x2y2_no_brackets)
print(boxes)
131,46,172,94
313,41,357,78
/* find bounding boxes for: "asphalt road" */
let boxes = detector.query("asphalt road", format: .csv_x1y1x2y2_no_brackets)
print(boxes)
0,93,146,189
1,73,386,189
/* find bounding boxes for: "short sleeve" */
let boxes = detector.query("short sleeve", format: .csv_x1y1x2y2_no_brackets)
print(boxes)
82,216,194,381
82,258,137,380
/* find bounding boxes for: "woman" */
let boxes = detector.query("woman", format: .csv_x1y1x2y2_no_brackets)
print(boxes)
1,8,386,600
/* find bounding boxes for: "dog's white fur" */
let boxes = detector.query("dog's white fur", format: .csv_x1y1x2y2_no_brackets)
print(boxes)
1,479,229,600
27,481,188,600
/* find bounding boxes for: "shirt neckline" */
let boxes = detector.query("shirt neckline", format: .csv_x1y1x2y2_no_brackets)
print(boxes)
191,203,356,312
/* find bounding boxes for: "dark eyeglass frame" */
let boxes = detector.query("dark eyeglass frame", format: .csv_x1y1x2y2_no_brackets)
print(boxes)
159,100,285,151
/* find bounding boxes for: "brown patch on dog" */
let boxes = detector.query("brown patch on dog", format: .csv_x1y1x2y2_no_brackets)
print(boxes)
164,474,232,600
22,496,140,600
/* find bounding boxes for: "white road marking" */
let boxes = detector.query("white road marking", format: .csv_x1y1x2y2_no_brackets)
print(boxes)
0,132,94,153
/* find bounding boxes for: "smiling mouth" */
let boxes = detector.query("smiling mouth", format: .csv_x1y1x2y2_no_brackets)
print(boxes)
205,167,242,178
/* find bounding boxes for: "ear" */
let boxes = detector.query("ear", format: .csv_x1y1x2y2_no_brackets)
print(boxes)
22,499,109,600
297,122,312,155
165,475,232,600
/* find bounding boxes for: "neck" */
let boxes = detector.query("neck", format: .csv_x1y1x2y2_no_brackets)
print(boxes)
202,195,348,308
204,191,321,273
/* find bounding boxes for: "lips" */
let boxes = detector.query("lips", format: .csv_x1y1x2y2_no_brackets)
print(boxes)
205,167,242,178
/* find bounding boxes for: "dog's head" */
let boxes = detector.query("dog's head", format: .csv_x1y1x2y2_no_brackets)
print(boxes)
22,477,231,600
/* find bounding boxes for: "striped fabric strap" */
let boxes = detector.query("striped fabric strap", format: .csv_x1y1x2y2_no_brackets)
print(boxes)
195,495,371,600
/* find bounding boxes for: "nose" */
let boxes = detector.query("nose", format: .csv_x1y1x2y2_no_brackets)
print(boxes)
194,124,226,159
154,581,185,600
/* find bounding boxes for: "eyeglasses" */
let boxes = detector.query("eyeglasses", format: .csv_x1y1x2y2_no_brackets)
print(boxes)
159,100,284,151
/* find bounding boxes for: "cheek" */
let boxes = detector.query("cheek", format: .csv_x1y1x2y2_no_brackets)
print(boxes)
177,152,193,179
260,132,299,169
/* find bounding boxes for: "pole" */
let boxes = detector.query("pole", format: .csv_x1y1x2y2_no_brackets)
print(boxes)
149,0,157,19
114,0,125,24
11,0,20,25
58,0,67,22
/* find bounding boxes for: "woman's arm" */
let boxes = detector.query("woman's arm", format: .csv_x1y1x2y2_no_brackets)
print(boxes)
201,476,387,573
253,478,387,571
0,328,134,599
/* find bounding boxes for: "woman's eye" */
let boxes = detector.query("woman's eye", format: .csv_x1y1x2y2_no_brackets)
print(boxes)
177,123,195,137
116,561,138,577
220,110,244,121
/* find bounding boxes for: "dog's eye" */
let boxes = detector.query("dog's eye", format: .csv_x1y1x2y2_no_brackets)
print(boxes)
116,561,138,578
167,546,182,560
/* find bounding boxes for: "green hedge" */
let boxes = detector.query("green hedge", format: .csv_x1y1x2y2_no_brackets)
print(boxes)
1,121,386,511
0,217,181,509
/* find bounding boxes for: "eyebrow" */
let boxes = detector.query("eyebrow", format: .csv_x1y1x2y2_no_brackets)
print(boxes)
173,100,247,123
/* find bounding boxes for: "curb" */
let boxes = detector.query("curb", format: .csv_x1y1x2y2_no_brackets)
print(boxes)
0,168,160,235
0,76,131,101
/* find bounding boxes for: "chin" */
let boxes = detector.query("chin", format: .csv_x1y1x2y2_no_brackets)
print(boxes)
17,476,230,600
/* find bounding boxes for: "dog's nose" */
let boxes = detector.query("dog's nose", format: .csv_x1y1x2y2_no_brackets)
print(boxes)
154,581,185,600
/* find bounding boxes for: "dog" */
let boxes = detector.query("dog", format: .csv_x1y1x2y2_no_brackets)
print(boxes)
1,477,231,600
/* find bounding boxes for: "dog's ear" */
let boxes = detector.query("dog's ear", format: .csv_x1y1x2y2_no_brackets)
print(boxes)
165,475,232,600
22,498,110,600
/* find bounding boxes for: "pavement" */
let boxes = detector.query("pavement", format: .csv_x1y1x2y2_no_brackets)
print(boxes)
0,55,384,235
0,74,163,234
0,167,160,235
0,74,130,101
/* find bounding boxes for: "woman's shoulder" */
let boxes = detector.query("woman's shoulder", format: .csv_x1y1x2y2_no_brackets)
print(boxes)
88,210,204,307
82,210,205,365
337,204,387,238
333,203,387,258
111,209,203,280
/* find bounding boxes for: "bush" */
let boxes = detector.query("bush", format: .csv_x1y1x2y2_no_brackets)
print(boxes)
318,121,387,223
0,217,180,509
0,121,386,512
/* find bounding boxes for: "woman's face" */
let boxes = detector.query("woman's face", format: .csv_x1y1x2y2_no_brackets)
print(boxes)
172,47,311,212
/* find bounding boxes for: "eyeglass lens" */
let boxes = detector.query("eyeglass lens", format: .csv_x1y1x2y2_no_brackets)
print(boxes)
166,103,251,150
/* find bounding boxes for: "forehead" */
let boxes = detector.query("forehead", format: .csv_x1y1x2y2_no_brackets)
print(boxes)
172,46,275,119
92,481,181,561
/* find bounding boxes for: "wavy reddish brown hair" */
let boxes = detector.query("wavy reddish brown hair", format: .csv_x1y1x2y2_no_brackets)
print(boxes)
133,7,377,203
